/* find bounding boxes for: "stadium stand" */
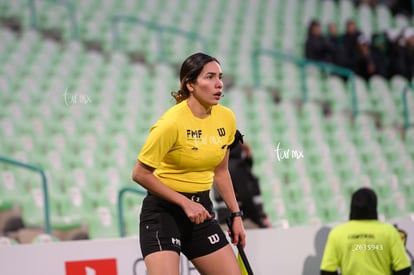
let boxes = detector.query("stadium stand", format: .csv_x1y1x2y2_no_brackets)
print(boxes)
0,0,413,242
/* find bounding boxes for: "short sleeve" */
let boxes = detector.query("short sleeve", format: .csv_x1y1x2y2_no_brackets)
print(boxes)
320,231,339,272
390,227,411,272
138,118,178,168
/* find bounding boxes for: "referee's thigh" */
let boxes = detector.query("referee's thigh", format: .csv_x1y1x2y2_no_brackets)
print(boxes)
191,244,242,275
144,250,180,275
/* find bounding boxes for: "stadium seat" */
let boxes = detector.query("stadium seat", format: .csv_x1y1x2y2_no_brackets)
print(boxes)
87,206,119,239
375,4,393,31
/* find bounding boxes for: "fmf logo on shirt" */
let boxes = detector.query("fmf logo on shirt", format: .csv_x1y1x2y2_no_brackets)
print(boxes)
187,129,202,139
65,258,117,275
186,129,226,139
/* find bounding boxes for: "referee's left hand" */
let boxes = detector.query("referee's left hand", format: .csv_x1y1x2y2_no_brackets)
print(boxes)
230,216,246,248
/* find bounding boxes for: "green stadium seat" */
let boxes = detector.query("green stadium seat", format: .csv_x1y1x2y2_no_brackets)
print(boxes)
0,170,26,203
320,0,337,25
0,0,26,22
59,186,95,220
87,206,119,239
316,199,342,224
0,197,13,212
339,0,356,26
357,3,374,38
399,176,413,207
378,194,400,219
20,188,47,228
123,209,139,237
286,202,310,227
375,4,393,30
354,76,376,113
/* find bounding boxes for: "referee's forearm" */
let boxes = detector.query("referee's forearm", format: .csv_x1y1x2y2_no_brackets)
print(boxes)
214,171,240,213
132,160,187,206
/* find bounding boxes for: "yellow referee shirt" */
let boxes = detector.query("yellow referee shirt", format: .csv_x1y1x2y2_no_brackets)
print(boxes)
320,220,411,275
138,100,236,193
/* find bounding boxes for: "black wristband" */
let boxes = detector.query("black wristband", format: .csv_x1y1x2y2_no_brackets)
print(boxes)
230,211,243,219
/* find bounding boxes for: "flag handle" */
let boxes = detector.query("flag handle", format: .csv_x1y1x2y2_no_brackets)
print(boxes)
226,217,254,275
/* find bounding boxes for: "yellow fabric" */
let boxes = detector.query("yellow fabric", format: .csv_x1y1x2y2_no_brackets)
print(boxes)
238,252,249,275
320,220,411,275
138,100,236,192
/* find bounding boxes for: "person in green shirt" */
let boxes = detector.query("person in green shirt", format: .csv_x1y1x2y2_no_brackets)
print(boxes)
320,187,411,275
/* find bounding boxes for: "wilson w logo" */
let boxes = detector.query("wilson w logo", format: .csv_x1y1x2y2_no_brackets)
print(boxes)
217,128,226,137
207,234,220,244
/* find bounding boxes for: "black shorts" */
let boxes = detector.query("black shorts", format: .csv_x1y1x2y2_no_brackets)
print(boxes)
139,191,229,260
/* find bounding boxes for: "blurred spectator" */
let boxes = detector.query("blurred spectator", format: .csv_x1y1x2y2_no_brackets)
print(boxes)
214,139,272,229
353,34,376,80
303,16,414,82
326,22,346,67
305,19,333,63
388,29,408,78
370,31,391,78
342,19,362,70
388,27,414,80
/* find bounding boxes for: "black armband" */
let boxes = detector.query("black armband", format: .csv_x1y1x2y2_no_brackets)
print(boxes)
228,130,244,150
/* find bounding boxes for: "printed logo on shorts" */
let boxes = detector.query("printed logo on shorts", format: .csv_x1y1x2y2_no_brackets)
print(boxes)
207,234,220,244
171,237,181,248
65,258,117,275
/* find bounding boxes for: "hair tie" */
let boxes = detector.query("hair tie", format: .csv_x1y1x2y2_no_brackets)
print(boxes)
171,90,182,97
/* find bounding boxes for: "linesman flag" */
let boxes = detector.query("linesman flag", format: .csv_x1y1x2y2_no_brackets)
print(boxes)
226,217,254,275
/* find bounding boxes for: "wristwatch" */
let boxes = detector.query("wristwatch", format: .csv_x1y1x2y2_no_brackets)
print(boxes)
230,211,244,219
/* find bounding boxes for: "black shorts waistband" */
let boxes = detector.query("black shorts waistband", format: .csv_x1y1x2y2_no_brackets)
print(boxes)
146,190,211,202
179,190,210,202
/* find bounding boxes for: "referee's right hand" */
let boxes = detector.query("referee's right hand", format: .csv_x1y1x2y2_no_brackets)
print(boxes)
182,199,212,224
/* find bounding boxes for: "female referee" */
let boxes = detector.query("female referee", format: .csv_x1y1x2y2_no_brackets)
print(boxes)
132,52,245,275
